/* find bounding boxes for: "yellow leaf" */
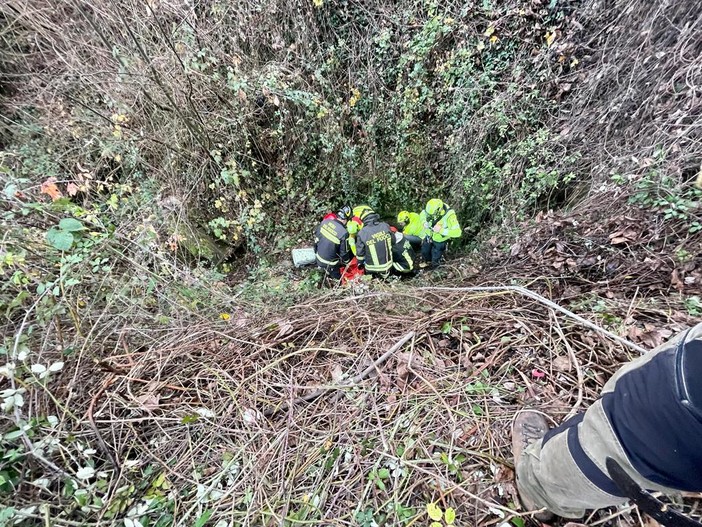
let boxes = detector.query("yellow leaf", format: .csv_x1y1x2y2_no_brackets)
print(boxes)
220,313,230,320
349,87,361,107
484,25,495,37
430,523,442,527
312,0,323,6
545,31,556,47
445,507,456,524
489,35,498,44
426,503,443,521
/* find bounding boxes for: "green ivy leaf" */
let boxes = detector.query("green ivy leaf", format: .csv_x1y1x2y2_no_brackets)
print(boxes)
445,507,456,524
512,517,525,527
58,218,85,232
426,502,443,521
193,509,213,527
46,228,74,251
377,468,390,479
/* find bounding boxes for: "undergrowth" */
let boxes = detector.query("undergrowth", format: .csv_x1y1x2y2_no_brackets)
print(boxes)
0,0,701,525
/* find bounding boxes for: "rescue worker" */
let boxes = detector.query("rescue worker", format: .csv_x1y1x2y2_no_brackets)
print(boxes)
513,322,702,522
347,205,375,256
397,210,424,252
313,205,353,280
390,230,417,276
419,199,461,269
355,210,393,278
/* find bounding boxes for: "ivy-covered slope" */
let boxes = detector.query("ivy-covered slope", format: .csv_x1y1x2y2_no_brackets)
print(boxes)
2,0,698,258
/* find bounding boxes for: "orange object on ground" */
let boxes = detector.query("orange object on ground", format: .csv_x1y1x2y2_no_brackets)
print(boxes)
340,257,364,284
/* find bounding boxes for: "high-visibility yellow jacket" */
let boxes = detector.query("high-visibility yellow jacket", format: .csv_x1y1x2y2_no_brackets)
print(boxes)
347,205,374,256
420,207,461,243
347,217,362,255
402,212,425,238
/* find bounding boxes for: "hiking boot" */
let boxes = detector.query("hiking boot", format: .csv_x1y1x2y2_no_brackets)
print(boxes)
512,410,555,522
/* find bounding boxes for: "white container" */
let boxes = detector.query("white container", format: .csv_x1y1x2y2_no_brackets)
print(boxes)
292,247,316,267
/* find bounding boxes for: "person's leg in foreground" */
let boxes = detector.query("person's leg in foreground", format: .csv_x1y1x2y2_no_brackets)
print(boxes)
513,323,702,519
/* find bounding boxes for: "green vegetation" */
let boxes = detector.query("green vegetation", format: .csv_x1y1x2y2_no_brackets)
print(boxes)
1,0,700,525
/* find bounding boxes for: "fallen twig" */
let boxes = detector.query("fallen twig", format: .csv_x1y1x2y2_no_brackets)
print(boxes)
263,331,415,416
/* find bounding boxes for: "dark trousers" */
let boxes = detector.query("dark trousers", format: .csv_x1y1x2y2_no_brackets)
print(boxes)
319,264,342,279
518,323,702,517
421,239,448,267
405,235,423,253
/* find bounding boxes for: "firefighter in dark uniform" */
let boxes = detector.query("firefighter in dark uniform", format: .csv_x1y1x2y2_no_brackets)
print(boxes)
313,206,353,280
391,231,417,277
355,211,393,278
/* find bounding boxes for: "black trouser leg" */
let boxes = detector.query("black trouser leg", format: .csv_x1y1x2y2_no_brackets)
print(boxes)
431,240,447,267
421,239,432,263
405,235,422,253
319,265,342,279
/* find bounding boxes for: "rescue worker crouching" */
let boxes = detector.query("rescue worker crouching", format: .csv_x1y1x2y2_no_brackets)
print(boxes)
396,210,424,253
355,210,393,278
419,199,461,269
313,205,353,280
390,229,418,277
347,205,375,256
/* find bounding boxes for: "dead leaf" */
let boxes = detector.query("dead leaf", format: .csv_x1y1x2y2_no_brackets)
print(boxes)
632,324,673,349
671,269,684,292
545,31,556,47
136,393,160,412
275,320,293,339
40,177,62,201
330,363,343,382
66,183,80,196
552,356,571,372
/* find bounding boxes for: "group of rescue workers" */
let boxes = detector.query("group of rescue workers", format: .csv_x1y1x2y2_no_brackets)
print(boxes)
313,199,462,282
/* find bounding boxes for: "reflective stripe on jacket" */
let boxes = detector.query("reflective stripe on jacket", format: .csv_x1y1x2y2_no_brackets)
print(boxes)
420,208,461,242
356,220,393,273
391,234,416,273
314,217,351,268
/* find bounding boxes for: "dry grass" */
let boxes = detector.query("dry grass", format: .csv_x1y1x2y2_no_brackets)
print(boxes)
13,284,682,526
